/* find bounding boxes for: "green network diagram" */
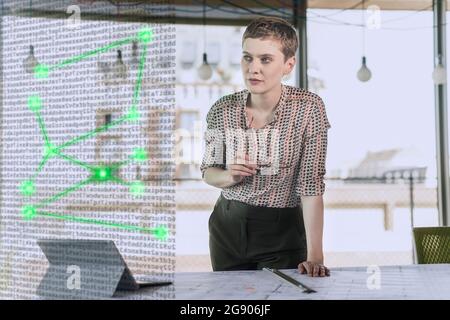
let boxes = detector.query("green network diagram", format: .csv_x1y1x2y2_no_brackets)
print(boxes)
18,27,168,240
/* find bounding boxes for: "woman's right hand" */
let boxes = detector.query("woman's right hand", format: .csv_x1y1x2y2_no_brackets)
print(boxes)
228,154,257,184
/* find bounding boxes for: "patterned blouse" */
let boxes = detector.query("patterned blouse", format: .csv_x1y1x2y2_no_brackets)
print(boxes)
200,83,331,208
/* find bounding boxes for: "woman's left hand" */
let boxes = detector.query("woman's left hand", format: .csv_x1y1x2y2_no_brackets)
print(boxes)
298,261,330,277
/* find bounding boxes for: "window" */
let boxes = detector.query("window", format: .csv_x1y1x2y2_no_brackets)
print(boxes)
206,42,220,67
174,109,201,180
308,8,438,267
180,40,196,69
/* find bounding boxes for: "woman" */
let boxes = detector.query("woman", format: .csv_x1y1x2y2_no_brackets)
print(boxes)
200,17,331,277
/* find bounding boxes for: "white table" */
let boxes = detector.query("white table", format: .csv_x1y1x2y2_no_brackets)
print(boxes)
3,264,449,299
114,264,450,300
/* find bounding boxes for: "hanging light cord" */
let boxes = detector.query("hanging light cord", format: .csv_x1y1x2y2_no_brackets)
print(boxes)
202,0,206,54
362,0,365,56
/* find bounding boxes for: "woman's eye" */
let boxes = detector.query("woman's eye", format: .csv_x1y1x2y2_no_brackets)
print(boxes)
242,56,270,63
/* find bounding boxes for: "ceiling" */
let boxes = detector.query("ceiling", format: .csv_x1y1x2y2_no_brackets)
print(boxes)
7,0,448,26
117,0,442,11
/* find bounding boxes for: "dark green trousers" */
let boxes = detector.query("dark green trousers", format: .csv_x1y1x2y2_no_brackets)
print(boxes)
209,194,307,271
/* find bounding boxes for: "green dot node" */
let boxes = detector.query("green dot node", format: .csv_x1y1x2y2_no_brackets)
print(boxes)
153,226,168,240
127,107,140,121
92,166,113,182
44,144,58,158
138,28,153,43
28,95,42,112
21,205,37,220
132,148,148,162
20,180,35,196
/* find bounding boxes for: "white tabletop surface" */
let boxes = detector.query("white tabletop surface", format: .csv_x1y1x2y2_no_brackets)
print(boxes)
113,264,450,300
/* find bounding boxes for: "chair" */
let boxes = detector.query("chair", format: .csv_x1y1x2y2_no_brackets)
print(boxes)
413,227,450,264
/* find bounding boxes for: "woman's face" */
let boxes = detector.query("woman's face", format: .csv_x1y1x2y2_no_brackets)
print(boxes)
241,37,295,94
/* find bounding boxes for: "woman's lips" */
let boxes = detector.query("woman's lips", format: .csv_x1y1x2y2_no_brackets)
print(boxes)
249,79,263,85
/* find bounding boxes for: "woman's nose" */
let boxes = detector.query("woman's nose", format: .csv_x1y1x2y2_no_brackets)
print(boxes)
248,61,261,73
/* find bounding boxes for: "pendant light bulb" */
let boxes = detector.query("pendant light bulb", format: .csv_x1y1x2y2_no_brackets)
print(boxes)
113,49,127,80
357,56,372,82
198,53,213,81
23,45,39,74
131,40,139,65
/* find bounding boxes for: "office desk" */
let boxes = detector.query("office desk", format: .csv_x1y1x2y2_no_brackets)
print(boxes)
114,264,450,300
2,264,449,299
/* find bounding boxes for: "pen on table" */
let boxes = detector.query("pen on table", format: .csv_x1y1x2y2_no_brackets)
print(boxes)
263,267,316,294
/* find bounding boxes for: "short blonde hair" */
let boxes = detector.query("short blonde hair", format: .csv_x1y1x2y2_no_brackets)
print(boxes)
242,16,298,61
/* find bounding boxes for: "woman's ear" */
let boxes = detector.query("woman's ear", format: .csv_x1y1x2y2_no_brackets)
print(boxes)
284,55,296,74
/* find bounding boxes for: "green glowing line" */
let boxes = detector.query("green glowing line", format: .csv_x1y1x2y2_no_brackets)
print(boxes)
131,43,148,108
37,211,156,234
35,178,91,208
22,31,158,236
35,112,50,145
31,153,51,181
110,176,132,186
56,116,128,151
49,37,136,72
55,151,94,170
